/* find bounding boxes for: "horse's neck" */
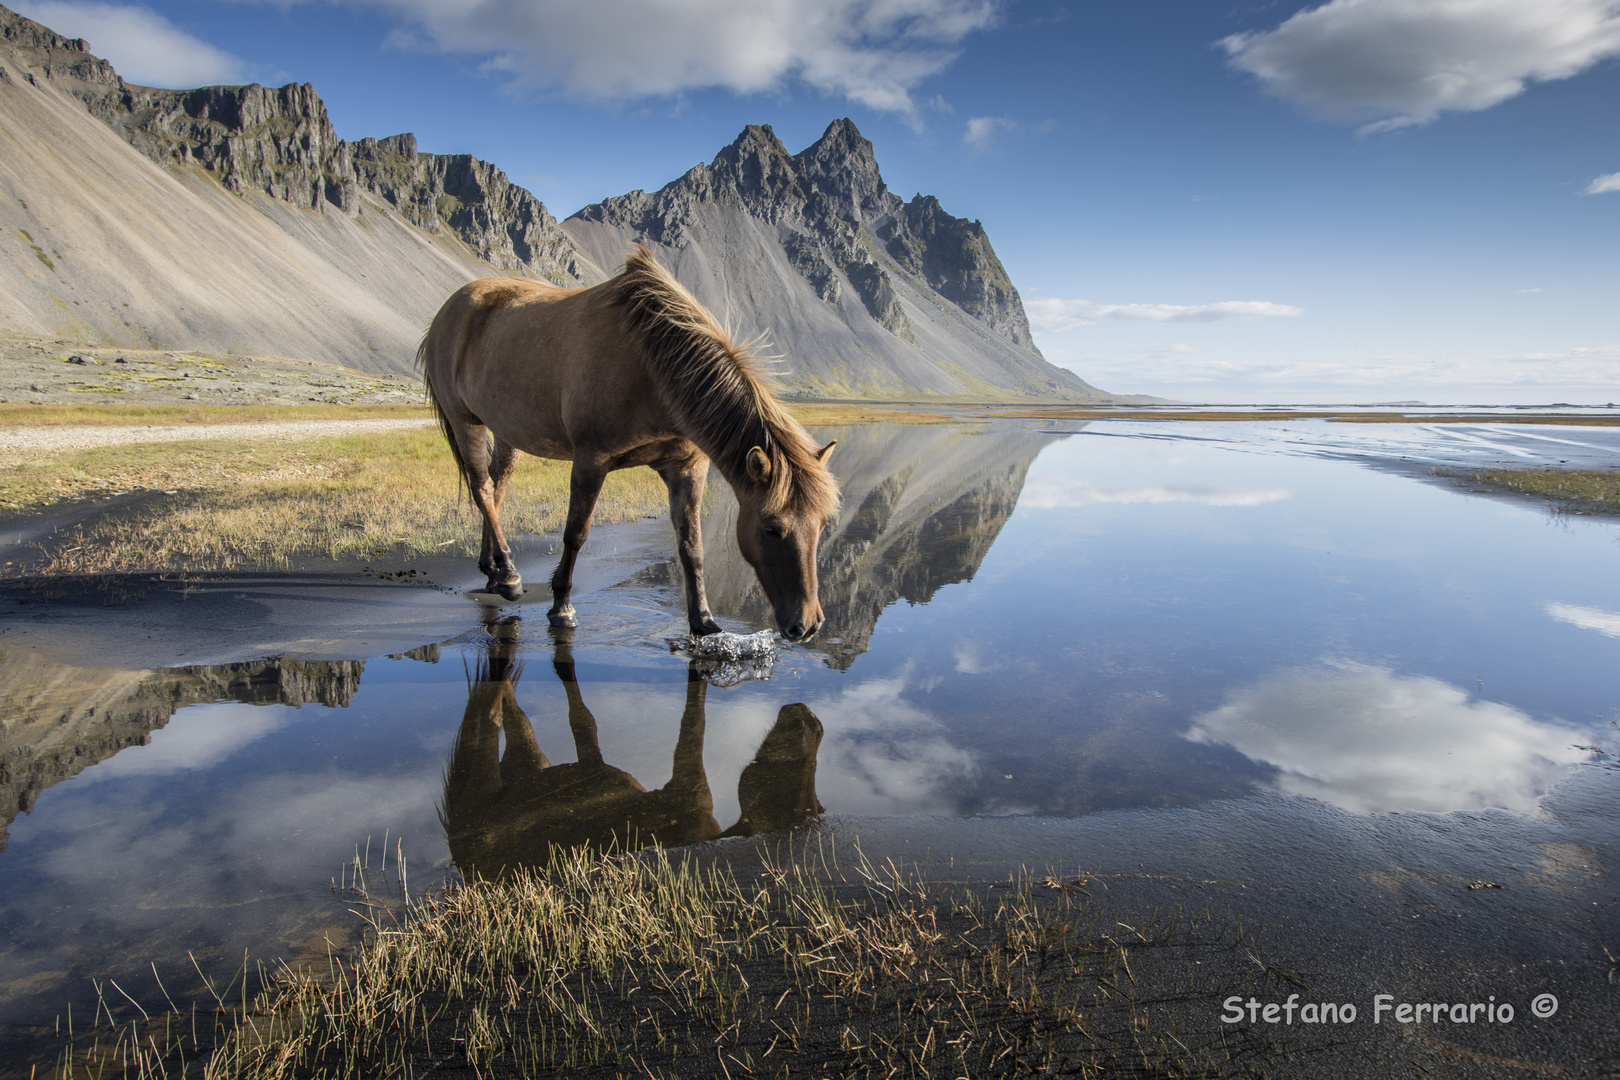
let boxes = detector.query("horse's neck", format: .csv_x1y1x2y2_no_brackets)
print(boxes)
669,398,764,494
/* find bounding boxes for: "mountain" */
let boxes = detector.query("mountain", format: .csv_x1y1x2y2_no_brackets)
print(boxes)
0,5,581,374
0,4,1123,398
565,121,1107,400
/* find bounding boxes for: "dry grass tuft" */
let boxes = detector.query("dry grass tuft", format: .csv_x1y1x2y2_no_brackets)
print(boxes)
51,844,1274,1079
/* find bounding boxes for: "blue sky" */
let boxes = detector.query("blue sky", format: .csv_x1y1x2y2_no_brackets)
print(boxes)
15,0,1620,404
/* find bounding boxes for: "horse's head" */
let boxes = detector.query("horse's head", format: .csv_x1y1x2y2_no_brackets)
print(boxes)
735,441,837,642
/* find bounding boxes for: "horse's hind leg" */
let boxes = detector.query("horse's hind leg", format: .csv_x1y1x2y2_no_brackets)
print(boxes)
443,413,522,598
478,438,522,587
547,457,607,628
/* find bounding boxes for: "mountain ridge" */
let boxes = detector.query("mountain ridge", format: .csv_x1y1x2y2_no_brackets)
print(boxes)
0,3,1126,400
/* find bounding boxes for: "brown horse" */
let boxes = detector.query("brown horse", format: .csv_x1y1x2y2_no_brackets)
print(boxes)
419,246,839,641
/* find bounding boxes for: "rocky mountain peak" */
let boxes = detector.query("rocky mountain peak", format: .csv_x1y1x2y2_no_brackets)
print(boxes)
2,19,584,286
1,3,116,85
1,5,87,51
563,120,1098,398
795,118,889,221
707,123,804,216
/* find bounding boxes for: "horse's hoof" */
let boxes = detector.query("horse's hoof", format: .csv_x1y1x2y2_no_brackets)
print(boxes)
486,573,522,600
548,608,577,629
692,616,723,636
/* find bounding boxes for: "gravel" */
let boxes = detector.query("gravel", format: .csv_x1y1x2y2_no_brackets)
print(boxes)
0,417,434,454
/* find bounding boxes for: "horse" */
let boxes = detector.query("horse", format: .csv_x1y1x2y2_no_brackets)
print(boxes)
418,245,840,641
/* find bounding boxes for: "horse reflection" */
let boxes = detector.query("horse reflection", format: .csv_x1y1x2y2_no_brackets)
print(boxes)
441,618,823,879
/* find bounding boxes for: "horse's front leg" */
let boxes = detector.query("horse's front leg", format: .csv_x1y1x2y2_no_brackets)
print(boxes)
661,459,722,636
548,458,607,628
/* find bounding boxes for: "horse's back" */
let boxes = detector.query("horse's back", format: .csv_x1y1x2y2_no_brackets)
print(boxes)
423,274,657,459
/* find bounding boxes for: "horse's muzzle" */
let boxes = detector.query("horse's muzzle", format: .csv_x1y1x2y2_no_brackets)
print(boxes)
781,616,822,643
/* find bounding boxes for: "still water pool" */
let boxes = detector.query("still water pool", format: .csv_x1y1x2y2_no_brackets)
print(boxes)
1,419,1617,1064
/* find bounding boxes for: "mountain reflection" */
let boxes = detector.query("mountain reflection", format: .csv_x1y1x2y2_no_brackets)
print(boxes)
441,618,824,878
693,424,1060,667
0,650,363,850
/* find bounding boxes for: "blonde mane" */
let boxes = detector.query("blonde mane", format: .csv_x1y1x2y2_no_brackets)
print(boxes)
609,245,839,518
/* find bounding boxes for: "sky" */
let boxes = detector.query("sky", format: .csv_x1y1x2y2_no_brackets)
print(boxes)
12,0,1620,405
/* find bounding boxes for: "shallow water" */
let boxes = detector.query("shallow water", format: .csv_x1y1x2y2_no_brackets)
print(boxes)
1,418,1618,1063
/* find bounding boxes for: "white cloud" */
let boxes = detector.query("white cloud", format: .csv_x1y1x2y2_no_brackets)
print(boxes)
328,0,1004,113
1546,601,1620,638
1027,297,1304,332
1021,477,1291,509
1186,662,1588,814
1222,0,1620,133
13,1,249,87
962,115,1012,154
1582,171,1620,194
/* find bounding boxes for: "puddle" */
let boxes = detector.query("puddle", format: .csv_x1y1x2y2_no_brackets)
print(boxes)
1,419,1618,1068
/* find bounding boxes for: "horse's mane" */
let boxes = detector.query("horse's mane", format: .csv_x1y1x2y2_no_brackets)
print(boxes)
609,245,839,518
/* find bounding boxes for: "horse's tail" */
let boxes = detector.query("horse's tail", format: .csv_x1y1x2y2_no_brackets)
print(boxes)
419,328,478,506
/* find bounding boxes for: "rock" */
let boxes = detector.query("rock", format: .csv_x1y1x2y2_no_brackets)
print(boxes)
348,135,581,283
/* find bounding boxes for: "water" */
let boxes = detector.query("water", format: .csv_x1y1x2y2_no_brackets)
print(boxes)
1,418,1617,1065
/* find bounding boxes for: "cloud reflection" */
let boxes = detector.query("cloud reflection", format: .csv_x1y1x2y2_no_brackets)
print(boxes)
1186,662,1586,814
1545,602,1620,639
807,672,976,815
1021,477,1291,509
76,704,294,782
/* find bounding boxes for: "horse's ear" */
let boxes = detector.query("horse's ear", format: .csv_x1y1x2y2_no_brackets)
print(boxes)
746,446,773,483
815,440,837,464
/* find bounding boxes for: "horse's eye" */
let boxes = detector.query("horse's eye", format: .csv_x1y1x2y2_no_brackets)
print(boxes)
763,524,784,539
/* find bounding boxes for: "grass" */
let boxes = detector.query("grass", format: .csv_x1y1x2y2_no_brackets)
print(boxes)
1454,467,1620,514
10,428,669,574
786,403,955,426
0,401,945,574
50,842,1274,1080
0,402,945,430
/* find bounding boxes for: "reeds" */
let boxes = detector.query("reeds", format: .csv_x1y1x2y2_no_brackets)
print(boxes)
50,841,1263,1079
